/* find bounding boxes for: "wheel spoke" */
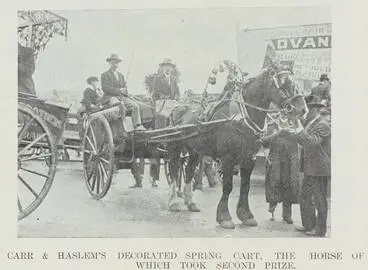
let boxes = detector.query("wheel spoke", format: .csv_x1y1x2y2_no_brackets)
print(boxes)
19,133,47,155
98,141,107,155
18,117,35,142
17,196,23,213
86,166,95,184
96,166,100,194
20,153,52,162
20,167,48,178
91,171,97,191
100,157,110,165
99,162,108,183
89,125,98,148
18,175,39,198
86,136,97,154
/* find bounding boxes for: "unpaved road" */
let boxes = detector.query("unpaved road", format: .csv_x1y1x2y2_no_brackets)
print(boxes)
18,161,330,238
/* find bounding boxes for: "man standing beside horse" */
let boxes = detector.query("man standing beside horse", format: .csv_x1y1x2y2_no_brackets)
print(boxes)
279,95,331,237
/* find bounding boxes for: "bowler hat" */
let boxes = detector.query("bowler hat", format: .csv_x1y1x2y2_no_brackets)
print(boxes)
320,74,330,82
86,76,99,85
159,58,176,67
304,95,326,108
106,53,122,63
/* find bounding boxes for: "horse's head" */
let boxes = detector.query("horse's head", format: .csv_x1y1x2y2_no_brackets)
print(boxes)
264,62,308,120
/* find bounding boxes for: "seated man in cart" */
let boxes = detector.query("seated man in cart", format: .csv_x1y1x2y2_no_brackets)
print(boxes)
101,53,146,136
142,58,188,188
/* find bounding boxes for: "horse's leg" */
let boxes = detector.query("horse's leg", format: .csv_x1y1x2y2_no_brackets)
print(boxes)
183,151,200,212
168,144,181,212
216,159,235,229
236,157,258,226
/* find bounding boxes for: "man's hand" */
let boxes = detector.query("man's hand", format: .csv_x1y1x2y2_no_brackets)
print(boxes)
294,118,304,133
278,128,292,137
120,87,128,95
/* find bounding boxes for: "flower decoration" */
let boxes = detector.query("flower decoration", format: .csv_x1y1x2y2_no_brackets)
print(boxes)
18,10,68,59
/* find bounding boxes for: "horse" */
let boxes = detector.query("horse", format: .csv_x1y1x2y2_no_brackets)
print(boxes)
166,61,308,229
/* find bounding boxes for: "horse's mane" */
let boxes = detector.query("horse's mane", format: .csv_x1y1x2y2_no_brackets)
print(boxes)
242,70,271,100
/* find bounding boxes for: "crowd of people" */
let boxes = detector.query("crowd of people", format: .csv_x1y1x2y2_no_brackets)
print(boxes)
18,45,331,237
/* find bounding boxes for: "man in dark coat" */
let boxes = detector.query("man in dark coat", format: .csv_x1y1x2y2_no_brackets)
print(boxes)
101,53,145,132
261,120,301,224
279,95,331,237
18,43,36,95
147,59,181,188
150,58,180,101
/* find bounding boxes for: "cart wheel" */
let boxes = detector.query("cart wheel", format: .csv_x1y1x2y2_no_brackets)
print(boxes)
82,115,114,200
164,152,188,194
17,104,57,221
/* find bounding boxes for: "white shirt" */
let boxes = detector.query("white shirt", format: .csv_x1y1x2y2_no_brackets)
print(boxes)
165,74,171,85
113,70,119,81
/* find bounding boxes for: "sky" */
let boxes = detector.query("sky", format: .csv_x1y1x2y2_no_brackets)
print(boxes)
33,7,330,101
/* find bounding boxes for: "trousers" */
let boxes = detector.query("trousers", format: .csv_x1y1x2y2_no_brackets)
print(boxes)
300,175,329,236
109,96,142,127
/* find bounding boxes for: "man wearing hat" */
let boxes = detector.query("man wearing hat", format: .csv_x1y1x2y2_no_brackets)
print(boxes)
311,74,331,105
279,95,331,237
150,58,180,101
81,76,103,112
145,58,181,188
101,53,145,132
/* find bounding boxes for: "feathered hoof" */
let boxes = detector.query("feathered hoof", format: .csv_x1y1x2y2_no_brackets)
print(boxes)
242,218,258,227
219,220,235,230
168,203,181,212
186,203,200,212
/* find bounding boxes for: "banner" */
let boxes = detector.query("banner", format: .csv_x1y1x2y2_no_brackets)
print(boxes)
237,23,332,94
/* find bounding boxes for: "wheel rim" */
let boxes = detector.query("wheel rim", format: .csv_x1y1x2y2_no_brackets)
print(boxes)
83,116,114,200
17,105,57,221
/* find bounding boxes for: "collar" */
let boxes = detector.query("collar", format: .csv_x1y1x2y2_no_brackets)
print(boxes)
109,69,119,74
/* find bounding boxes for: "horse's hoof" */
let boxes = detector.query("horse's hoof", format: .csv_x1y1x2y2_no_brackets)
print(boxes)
168,203,181,212
186,203,200,212
242,218,258,227
177,191,184,198
219,220,235,230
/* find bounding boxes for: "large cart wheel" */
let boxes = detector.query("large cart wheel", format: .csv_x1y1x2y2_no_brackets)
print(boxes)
17,104,57,221
164,151,189,195
82,115,114,200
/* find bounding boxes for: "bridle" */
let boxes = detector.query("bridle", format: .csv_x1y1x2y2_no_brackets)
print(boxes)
230,69,304,137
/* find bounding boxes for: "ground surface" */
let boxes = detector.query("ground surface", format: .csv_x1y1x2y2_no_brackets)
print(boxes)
18,160,331,238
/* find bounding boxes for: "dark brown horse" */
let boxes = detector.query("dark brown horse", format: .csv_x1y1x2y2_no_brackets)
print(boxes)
167,62,308,229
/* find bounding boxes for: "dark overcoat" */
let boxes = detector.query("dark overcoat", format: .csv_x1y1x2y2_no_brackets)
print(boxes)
81,87,101,111
150,74,180,101
100,69,127,103
296,116,331,176
18,44,36,95
262,125,301,204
